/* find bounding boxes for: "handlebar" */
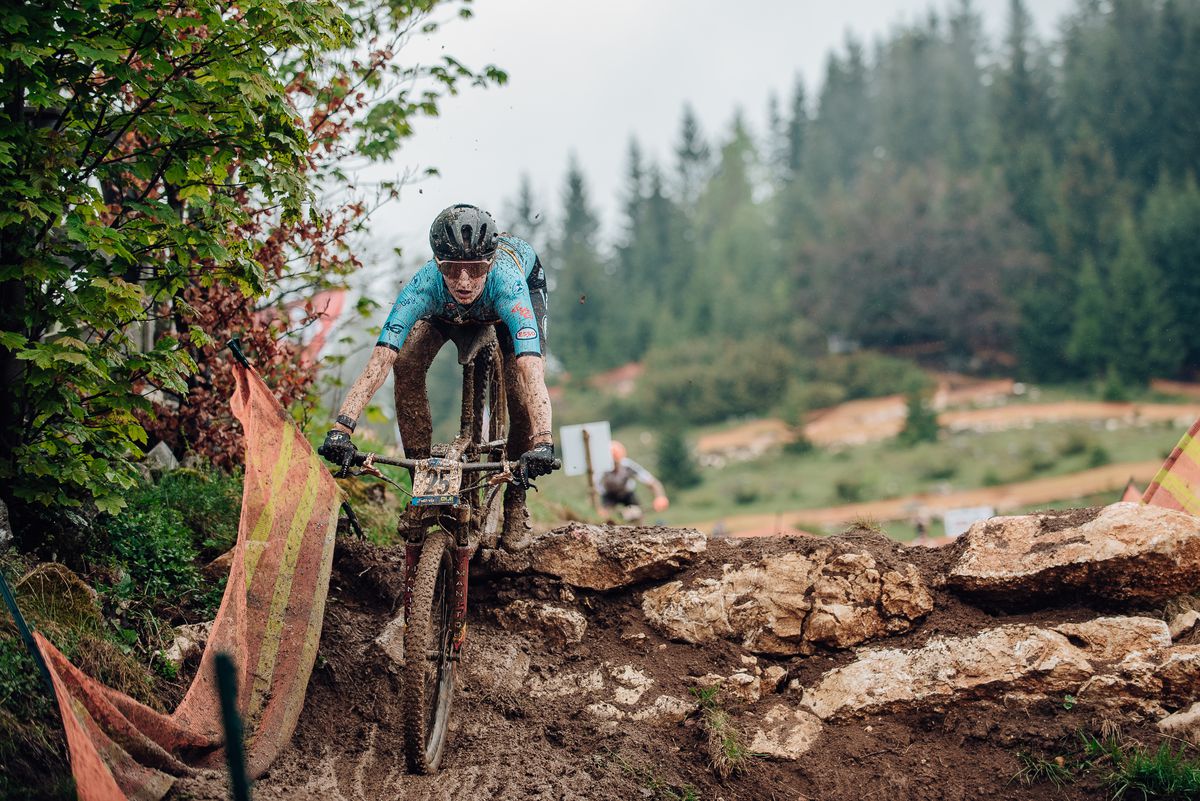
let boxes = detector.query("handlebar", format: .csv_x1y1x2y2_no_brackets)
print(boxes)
347,452,562,473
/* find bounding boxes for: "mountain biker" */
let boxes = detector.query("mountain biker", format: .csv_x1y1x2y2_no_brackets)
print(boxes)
597,440,669,523
317,204,555,548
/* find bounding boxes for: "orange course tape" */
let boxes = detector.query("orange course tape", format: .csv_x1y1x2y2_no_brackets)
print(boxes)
35,361,340,800
1142,417,1200,515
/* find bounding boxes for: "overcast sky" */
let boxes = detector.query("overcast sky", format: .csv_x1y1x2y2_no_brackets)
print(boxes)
356,0,1077,267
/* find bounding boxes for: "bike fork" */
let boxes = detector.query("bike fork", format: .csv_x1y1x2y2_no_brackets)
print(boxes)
451,545,471,654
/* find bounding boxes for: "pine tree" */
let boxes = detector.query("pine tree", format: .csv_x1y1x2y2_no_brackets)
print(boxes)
1107,218,1183,384
550,156,611,372
674,104,712,213
992,0,1058,244
1142,176,1200,374
505,172,545,246
808,36,873,187
944,0,987,170
1065,255,1110,376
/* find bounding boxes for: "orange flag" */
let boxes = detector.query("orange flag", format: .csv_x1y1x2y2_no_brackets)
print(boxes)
1120,478,1142,503
36,360,340,799
1142,416,1200,515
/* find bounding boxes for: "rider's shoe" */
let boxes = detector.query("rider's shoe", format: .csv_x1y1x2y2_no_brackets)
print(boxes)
499,489,532,552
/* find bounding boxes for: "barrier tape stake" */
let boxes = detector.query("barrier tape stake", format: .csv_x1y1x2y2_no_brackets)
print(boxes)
0,568,56,701
215,652,252,801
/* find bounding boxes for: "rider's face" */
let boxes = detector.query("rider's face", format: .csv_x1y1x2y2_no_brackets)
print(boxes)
437,259,492,305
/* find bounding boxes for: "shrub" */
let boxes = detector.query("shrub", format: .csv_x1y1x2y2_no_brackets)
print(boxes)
639,338,794,425
1102,364,1131,402
732,484,759,506
1058,430,1093,457
92,468,235,603
897,391,939,446
783,433,816,456
834,477,865,502
1087,444,1112,468
102,506,201,604
657,427,701,491
813,352,930,401
920,461,958,481
150,469,242,558
778,380,847,426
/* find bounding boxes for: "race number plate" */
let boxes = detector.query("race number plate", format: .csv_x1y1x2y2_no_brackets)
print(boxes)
410,458,463,506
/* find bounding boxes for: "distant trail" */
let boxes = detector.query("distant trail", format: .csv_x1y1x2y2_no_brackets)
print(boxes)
687,459,1164,538
697,400,1200,452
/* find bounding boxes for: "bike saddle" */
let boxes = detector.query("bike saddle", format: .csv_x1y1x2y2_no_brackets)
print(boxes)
442,323,499,366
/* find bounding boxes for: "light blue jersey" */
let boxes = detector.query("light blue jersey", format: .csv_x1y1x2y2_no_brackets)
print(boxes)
377,235,545,357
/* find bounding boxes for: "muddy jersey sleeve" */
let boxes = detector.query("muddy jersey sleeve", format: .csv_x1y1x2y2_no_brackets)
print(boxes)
376,261,441,351
492,261,543,357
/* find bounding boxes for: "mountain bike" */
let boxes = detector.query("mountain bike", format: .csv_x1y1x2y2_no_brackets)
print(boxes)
337,324,557,773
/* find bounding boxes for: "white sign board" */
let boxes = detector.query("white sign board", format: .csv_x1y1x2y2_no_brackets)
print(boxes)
941,506,995,539
559,422,614,477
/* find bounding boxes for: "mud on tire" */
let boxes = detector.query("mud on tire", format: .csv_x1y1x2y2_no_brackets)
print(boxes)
402,531,455,773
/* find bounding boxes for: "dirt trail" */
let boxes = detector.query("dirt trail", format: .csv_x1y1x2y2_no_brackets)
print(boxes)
170,533,1141,801
698,400,1200,452
687,459,1163,537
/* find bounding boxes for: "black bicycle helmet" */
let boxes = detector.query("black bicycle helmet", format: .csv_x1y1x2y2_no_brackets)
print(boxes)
429,204,498,260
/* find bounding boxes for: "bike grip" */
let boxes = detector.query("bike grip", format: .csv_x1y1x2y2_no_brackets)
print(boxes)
552,459,562,471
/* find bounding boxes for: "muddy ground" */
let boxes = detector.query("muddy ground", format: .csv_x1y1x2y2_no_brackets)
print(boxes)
171,529,1168,801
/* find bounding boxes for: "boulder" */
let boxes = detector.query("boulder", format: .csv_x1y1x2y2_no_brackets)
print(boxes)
144,441,179,476
461,637,531,698
487,523,705,591
492,599,587,648
642,546,932,655
947,503,1200,604
798,616,1173,721
1170,610,1200,641
747,704,823,760
163,621,213,667
0,498,10,548
1159,701,1200,745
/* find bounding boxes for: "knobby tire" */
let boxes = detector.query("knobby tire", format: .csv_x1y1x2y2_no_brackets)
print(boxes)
402,531,455,773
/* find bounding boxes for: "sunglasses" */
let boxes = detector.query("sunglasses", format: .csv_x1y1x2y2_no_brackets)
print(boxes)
435,256,495,280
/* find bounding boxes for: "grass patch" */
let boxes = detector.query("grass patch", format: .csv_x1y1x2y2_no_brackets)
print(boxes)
1011,730,1200,799
1013,750,1074,788
691,685,754,780
1083,733,1200,800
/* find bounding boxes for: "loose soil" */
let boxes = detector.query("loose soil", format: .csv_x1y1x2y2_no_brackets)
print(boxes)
170,529,1165,801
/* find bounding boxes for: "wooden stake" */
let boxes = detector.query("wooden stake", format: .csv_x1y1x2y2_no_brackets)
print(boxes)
583,428,601,516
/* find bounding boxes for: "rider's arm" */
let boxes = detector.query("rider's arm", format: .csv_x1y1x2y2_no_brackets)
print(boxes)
333,266,437,432
333,345,398,432
513,354,553,446
627,457,669,509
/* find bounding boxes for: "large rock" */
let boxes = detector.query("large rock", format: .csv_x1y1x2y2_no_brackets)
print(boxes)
747,704,823,760
798,616,1174,720
143,441,179,476
642,546,933,655
1159,701,1200,745
0,497,10,548
488,523,705,591
492,599,588,648
947,502,1200,604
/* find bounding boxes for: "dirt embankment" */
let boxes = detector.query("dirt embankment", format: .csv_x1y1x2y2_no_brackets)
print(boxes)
171,532,1167,801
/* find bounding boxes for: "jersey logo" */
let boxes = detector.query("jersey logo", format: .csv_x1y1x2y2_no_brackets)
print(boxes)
515,327,537,340
511,303,533,320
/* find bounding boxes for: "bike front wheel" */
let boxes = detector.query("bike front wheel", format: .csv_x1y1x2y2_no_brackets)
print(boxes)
402,531,455,773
